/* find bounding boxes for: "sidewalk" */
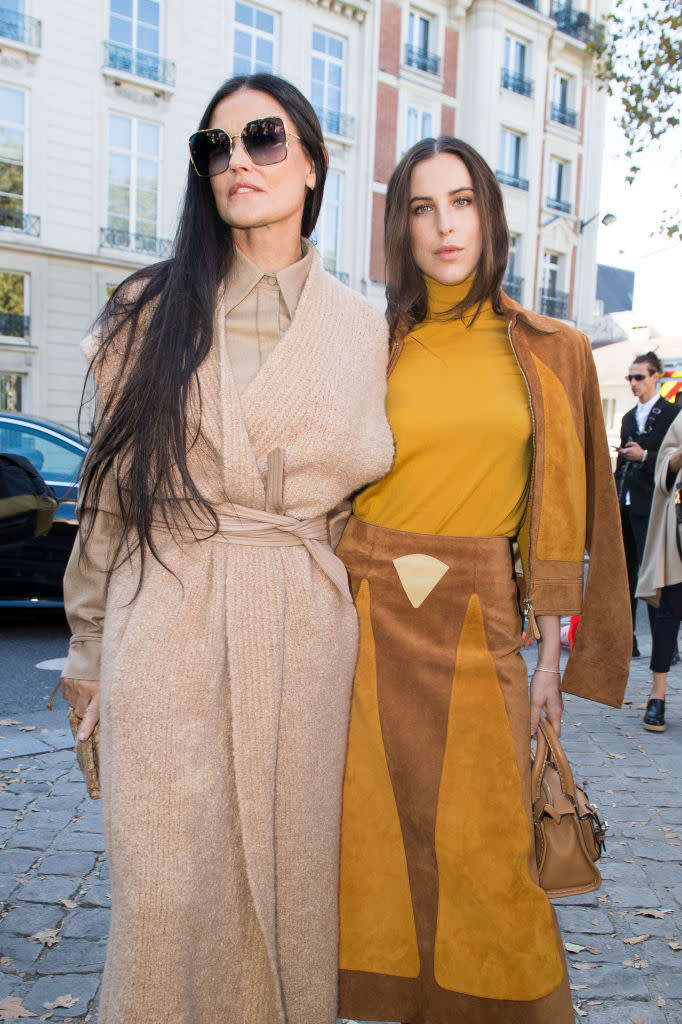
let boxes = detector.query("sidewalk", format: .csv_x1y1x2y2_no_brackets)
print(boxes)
1,641,681,1024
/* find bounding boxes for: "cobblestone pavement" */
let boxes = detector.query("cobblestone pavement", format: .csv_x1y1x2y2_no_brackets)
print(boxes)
1,636,681,1023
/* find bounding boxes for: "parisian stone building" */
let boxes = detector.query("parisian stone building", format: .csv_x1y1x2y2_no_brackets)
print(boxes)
0,0,608,427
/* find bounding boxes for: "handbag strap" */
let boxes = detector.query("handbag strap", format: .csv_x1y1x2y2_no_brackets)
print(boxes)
531,719,578,805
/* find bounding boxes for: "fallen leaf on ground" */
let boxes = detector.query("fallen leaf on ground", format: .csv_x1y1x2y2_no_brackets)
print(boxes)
573,1007,587,1018
43,996,79,1011
623,934,650,945
658,996,667,1007
57,898,78,909
564,941,585,953
636,703,647,710
572,963,598,970
635,909,665,919
29,928,60,947
570,984,588,990
0,996,37,1018
0,956,10,966
608,752,625,759
623,699,632,705
665,833,679,839
629,1017,644,1024
0,719,20,726
18,726,36,732
669,941,682,951
623,958,649,969
584,945,602,955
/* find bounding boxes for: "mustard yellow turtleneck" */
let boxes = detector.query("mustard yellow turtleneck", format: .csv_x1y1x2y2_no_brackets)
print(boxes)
354,275,532,536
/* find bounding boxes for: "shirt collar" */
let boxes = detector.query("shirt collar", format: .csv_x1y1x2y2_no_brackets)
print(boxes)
224,238,315,318
637,393,659,421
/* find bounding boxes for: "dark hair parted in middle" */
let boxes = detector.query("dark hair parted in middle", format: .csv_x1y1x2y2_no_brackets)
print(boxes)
384,136,509,343
78,74,327,582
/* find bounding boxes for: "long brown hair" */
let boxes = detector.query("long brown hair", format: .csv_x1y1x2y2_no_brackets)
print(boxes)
78,74,327,583
385,136,509,343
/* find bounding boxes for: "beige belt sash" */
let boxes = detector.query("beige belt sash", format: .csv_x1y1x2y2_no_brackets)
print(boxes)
214,448,352,601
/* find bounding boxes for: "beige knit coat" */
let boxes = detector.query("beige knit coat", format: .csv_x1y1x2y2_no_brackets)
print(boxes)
62,254,394,1024
636,414,682,606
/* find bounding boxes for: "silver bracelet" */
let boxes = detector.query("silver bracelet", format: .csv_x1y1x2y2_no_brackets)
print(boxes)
533,667,561,675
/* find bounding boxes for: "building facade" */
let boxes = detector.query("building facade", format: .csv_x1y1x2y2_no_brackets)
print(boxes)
1,0,609,427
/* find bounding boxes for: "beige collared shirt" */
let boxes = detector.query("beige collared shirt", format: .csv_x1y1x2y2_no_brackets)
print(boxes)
225,239,315,394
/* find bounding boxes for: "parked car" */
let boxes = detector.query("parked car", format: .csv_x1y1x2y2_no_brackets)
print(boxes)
0,412,88,606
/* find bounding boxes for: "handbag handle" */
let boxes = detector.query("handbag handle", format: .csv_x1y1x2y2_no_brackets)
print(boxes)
531,719,578,805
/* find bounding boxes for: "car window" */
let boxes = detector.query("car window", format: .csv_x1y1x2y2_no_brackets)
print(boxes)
0,423,84,483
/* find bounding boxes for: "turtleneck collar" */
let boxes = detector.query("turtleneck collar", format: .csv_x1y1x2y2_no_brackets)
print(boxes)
423,273,495,321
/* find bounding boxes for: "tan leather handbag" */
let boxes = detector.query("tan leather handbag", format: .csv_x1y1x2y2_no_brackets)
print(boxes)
531,719,607,898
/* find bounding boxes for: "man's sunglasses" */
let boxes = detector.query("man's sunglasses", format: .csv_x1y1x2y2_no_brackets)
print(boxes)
188,116,302,177
625,374,649,382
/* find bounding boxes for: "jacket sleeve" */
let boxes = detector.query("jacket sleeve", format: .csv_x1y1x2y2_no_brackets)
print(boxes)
61,503,121,681
561,335,632,707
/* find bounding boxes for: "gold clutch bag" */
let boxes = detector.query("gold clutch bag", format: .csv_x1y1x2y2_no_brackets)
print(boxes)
67,707,101,800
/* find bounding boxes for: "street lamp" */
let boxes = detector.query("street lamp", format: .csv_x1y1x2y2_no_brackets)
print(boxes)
579,211,616,233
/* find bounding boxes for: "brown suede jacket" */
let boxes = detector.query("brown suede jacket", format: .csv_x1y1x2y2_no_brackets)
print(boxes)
499,292,631,708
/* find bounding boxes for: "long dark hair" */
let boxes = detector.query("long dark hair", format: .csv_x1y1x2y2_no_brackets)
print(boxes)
79,74,327,576
384,136,509,344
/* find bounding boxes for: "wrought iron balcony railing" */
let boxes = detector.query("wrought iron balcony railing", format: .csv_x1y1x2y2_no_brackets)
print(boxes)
515,0,537,7
404,44,440,77
313,107,355,140
540,289,569,319
502,276,524,303
0,210,41,236
100,227,173,259
546,196,572,214
501,68,534,98
0,312,30,340
103,41,176,88
496,170,529,191
551,3,594,43
550,102,578,128
0,7,41,47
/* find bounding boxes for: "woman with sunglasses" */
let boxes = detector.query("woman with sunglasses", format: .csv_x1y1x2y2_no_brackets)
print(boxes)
335,137,631,1023
58,74,393,1024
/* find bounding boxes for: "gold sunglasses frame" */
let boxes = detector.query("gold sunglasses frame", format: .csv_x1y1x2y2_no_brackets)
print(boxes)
188,115,302,177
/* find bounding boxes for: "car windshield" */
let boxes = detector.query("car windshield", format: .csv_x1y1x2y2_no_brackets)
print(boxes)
0,422,83,484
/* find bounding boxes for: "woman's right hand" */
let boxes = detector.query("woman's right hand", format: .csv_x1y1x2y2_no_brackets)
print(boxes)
61,677,101,741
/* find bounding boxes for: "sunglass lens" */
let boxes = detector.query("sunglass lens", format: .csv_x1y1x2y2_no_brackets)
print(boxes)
242,117,288,165
189,130,231,176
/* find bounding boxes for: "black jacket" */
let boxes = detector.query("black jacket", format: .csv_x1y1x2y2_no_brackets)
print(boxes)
614,397,680,517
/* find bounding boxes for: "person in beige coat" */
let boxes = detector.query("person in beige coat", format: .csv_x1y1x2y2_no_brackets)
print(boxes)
58,74,393,1024
636,413,682,732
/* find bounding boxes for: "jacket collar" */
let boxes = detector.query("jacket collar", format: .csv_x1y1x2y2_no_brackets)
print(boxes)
499,290,560,336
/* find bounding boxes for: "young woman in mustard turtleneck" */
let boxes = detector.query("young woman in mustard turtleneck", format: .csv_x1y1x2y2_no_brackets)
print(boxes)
336,138,630,1024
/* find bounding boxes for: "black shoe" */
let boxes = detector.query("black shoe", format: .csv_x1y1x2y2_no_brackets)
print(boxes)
632,638,641,658
671,650,680,666
643,698,666,732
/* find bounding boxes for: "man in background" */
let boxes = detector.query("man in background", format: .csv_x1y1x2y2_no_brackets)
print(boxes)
615,351,680,658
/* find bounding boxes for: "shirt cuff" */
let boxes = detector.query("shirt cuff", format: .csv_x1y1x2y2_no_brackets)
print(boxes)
62,635,102,681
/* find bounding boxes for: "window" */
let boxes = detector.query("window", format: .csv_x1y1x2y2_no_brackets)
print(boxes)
502,37,532,96
550,73,577,127
233,2,276,76
406,10,439,74
0,373,22,410
312,31,344,136
0,0,25,44
504,234,523,302
0,420,84,482
0,271,28,342
405,105,433,151
601,397,615,431
541,251,568,317
108,0,162,79
106,114,160,254
0,85,25,230
547,157,571,213
314,170,343,277
497,129,528,189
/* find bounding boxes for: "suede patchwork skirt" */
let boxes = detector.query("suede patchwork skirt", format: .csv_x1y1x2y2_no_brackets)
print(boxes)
336,517,574,1024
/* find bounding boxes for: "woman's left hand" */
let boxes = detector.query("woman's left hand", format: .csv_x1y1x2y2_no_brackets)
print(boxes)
530,669,563,738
